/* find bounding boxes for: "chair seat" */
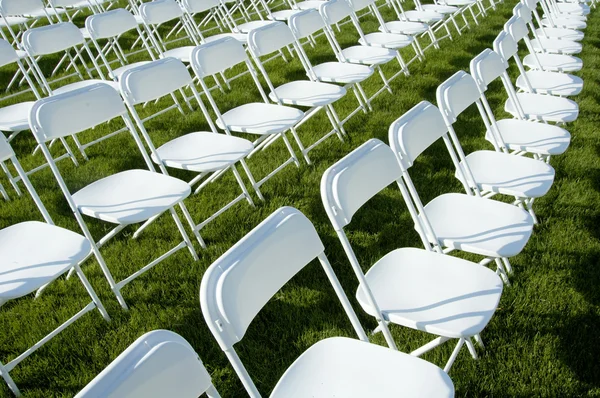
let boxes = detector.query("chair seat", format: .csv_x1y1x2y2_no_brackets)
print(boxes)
541,17,586,30
235,20,274,33
488,119,571,156
358,32,413,49
340,46,397,66
217,103,304,135
402,10,445,22
459,150,555,198
0,221,91,303
523,53,582,72
421,4,459,13
111,61,152,80
555,3,590,14
312,62,374,84
80,27,91,39
72,169,191,225
505,93,579,123
52,79,119,95
534,27,584,41
204,33,247,45
153,132,253,173
270,337,454,398
268,9,302,20
161,47,194,63
269,81,346,107
421,193,534,258
295,0,327,9
516,70,583,96
0,101,34,132
530,38,582,55
357,247,502,338
444,0,476,5
0,16,29,28
380,21,429,35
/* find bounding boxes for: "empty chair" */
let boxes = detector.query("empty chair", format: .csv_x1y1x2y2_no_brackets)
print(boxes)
512,9,582,55
470,48,571,158
493,31,579,123
76,330,220,398
389,101,535,282
321,138,503,372
436,70,555,222
201,206,455,397
0,134,109,397
28,83,199,309
518,0,584,41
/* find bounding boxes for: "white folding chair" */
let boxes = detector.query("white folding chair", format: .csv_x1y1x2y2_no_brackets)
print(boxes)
179,0,249,44
535,0,587,29
120,57,258,247
0,134,109,397
436,70,556,223
519,0,584,41
247,22,349,164
200,206,455,397
29,83,199,310
75,330,220,398
469,48,571,158
388,101,535,283
493,31,579,124
190,37,303,197
321,138,503,372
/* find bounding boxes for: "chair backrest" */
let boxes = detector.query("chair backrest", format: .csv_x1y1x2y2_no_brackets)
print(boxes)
21,22,84,56
0,0,43,16
505,15,529,41
247,22,295,57
288,9,326,39
139,0,184,26
319,0,353,26
0,39,18,68
436,71,481,124
521,0,538,12
29,83,127,143
200,206,326,351
388,101,448,169
51,0,92,7
86,8,138,40
493,30,518,63
346,0,376,12
190,36,248,78
181,0,221,13
75,330,218,398
469,49,507,92
513,3,533,23
120,58,193,105
321,139,402,231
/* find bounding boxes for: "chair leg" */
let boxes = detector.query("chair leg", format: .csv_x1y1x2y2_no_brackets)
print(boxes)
0,361,20,397
444,338,465,373
73,263,111,321
239,158,264,201
231,164,255,207
465,337,478,359
170,206,202,258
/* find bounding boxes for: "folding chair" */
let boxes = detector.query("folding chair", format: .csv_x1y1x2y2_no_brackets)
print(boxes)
190,37,303,197
519,0,584,41
493,31,579,124
321,138,503,372
179,0,250,44
120,57,258,247
0,134,109,397
504,15,583,97
29,83,199,310
536,0,587,29
75,330,221,398
247,22,349,164
436,70,556,222
469,48,571,158
388,101,535,283
201,206,455,397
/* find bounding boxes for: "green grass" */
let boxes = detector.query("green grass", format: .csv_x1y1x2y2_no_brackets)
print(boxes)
1,1,600,396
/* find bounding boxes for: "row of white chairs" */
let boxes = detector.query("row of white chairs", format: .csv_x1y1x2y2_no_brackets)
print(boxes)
0,0,590,395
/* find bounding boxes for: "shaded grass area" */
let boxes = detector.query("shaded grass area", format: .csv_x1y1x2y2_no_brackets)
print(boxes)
1,0,600,396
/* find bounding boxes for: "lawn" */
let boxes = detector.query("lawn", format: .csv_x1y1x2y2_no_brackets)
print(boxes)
1,0,600,396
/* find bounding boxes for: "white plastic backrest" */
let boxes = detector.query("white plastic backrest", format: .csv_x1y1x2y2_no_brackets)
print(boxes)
75,330,214,398
0,39,18,68
319,0,353,26
513,3,533,23
0,134,15,163
21,22,84,56
120,58,193,105
506,15,529,41
521,0,537,12
321,139,402,231
86,9,138,40
346,0,376,12
247,22,295,57
436,71,480,124
200,207,325,351
493,30,518,62
29,84,127,143
190,37,247,78
288,9,325,39
388,101,448,169
139,0,183,26
181,0,220,13
469,49,507,92
51,0,90,6
0,0,43,16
